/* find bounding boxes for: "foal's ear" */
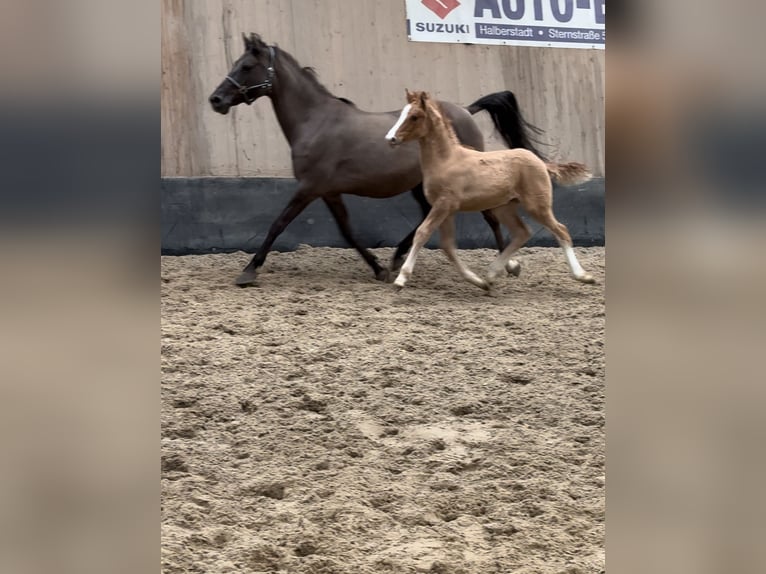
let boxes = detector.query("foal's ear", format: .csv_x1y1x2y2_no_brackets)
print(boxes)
405,88,416,102
419,92,428,108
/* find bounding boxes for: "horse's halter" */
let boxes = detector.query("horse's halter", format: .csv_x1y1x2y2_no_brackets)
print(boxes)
225,46,276,105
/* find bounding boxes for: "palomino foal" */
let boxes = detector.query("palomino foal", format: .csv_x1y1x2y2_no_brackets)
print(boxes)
385,89,596,291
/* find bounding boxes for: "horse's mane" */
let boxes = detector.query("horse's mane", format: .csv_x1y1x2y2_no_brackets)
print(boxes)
298,65,335,96
277,48,355,106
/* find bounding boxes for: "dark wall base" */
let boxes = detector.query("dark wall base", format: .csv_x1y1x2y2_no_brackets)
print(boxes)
161,177,604,255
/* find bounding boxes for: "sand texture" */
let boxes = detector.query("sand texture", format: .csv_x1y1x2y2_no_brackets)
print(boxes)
162,247,605,573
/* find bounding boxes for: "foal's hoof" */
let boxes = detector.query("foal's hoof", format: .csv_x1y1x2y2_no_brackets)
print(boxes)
578,273,596,285
506,261,522,277
235,269,259,287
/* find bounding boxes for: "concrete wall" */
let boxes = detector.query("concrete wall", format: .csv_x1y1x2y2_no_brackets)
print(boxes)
161,0,605,254
161,0,605,178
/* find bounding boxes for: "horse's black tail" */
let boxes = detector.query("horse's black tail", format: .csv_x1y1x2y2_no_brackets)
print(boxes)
467,91,548,160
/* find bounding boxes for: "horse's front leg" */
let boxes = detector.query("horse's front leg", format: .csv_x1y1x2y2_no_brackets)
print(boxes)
393,203,451,290
324,195,388,281
236,185,319,286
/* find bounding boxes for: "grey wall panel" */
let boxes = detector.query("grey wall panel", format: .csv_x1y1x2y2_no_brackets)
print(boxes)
161,177,604,255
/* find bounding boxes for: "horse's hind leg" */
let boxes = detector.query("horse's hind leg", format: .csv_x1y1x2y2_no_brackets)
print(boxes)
324,196,388,281
390,183,430,273
481,210,521,277
440,215,489,290
485,202,532,286
524,205,595,284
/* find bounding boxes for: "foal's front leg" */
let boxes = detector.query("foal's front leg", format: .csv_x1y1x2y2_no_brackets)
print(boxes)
390,183,431,274
440,215,489,291
393,204,451,289
481,210,521,277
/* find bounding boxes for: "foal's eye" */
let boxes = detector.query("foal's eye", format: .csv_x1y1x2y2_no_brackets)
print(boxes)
411,115,420,121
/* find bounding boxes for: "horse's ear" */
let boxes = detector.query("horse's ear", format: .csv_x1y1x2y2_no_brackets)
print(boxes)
243,33,264,53
419,92,428,108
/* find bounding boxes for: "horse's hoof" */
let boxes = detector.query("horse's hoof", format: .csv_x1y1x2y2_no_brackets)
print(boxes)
578,273,596,284
235,269,259,287
375,268,391,282
506,261,522,277
389,261,404,276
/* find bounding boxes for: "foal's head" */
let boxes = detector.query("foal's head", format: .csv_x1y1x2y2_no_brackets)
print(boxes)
385,89,437,146
209,33,276,114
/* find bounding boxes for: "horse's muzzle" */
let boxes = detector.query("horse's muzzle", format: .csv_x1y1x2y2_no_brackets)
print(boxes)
209,94,231,115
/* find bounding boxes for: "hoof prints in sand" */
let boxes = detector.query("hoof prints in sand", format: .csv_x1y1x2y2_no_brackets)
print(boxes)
162,247,605,573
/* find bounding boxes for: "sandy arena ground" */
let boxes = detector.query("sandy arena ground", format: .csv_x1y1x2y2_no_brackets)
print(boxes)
161,246,605,574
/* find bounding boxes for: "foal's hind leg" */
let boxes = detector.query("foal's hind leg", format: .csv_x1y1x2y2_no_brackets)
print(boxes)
324,196,388,281
524,206,595,284
481,210,521,277
440,215,489,290
485,202,532,286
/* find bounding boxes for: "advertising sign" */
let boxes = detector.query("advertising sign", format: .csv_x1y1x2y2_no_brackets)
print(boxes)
406,0,605,49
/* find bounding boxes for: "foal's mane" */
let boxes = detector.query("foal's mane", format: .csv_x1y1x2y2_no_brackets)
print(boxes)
433,101,474,150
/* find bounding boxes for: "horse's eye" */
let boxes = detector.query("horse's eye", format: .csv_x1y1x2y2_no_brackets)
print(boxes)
241,65,253,72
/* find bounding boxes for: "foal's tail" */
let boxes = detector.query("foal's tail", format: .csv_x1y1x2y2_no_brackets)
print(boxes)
545,161,593,186
467,90,547,159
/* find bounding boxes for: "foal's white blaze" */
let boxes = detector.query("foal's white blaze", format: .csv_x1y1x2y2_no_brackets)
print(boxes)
563,245,586,278
385,104,411,142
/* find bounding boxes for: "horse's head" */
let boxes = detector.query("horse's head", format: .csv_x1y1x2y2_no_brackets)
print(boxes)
385,89,433,146
209,33,276,114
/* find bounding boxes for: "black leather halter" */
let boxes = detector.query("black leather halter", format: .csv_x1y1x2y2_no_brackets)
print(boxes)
225,46,276,104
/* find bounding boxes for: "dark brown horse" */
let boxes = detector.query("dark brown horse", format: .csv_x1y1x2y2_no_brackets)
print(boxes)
209,33,545,286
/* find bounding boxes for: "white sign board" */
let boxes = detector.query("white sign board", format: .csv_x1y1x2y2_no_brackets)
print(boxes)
405,0,605,49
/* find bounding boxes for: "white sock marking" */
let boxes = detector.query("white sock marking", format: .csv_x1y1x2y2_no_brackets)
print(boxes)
564,245,586,278
385,104,411,141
